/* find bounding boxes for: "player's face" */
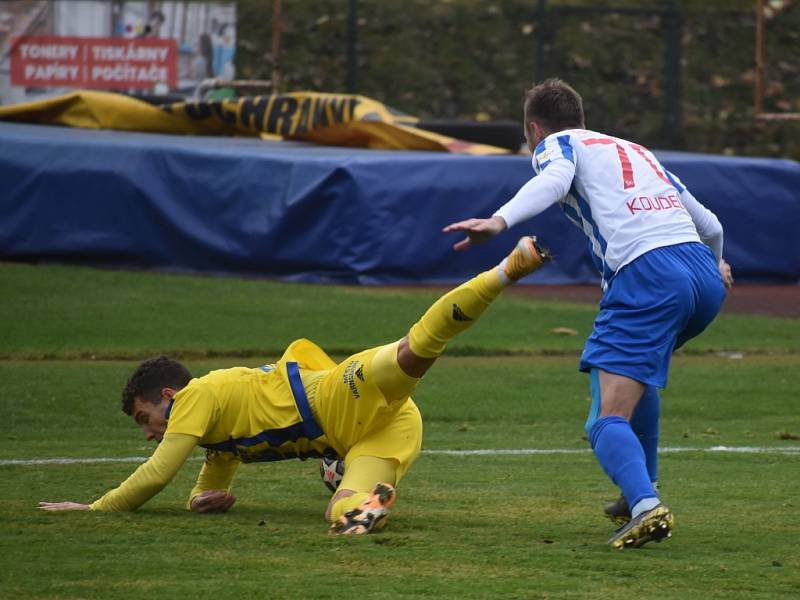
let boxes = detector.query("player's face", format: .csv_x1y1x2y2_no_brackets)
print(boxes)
131,395,172,442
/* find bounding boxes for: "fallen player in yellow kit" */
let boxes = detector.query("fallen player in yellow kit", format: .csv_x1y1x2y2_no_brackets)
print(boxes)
39,236,550,534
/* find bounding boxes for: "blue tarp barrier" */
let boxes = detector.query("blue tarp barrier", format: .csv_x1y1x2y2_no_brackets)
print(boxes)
1,122,798,284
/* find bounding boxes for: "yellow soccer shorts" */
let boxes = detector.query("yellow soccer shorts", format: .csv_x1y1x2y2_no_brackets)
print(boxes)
309,343,423,483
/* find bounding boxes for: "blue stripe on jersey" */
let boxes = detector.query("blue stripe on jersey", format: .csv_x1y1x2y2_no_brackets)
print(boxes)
201,421,308,453
164,399,174,420
569,183,613,282
561,200,582,226
586,238,605,276
286,361,325,439
200,362,325,457
664,169,685,193
562,197,605,277
557,135,575,163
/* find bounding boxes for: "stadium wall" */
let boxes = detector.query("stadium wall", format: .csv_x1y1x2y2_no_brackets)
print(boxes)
1,122,798,285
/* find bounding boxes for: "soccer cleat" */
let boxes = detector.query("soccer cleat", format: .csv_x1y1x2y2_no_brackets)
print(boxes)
604,495,632,526
607,504,674,550
503,236,552,282
329,482,397,535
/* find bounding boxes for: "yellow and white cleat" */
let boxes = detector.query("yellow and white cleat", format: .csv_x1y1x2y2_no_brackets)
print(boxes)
503,236,552,282
330,482,396,535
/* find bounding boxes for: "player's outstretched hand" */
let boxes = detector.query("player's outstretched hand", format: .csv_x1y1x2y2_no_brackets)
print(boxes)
38,501,90,511
719,258,734,290
442,216,507,251
190,490,236,514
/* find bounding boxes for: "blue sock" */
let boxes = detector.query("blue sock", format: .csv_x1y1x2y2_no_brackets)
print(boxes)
630,386,660,483
589,415,657,509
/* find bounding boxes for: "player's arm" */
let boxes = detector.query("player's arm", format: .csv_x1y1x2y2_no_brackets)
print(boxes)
39,433,199,512
187,451,240,513
492,158,575,229
443,138,576,250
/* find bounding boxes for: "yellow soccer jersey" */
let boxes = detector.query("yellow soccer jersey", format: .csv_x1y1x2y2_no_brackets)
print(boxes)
91,338,421,511
168,364,333,463
91,340,338,511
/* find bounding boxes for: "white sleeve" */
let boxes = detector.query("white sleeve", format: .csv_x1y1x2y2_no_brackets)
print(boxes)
665,169,724,262
493,158,575,229
680,187,724,262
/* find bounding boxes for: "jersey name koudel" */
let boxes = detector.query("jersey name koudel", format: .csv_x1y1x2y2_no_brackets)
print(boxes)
532,129,701,285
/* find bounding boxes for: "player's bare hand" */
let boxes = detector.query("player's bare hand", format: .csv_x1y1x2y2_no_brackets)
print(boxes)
38,501,90,511
442,216,508,251
190,490,236,513
719,258,733,290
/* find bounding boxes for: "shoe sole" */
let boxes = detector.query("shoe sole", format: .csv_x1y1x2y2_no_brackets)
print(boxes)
368,482,396,510
332,506,390,535
608,506,674,550
529,236,552,264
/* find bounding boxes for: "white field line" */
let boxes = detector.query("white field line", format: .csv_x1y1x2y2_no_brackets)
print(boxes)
1,445,799,466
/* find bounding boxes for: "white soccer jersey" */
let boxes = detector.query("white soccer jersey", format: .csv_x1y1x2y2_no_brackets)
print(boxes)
494,129,723,288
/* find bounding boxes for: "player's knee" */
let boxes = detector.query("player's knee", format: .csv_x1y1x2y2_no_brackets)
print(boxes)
396,337,436,379
372,341,421,403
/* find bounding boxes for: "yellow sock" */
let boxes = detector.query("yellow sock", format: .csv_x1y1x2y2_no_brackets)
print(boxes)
407,268,505,358
328,456,398,523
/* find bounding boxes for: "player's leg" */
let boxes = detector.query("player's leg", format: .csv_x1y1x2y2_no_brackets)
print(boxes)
602,385,660,524
631,385,660,484
397,236,550,381
588,370,673,550
326,456,399,534
326,402,422,535
587,370,657,515
587,244,724,548
323,237,548,534
357,236,549,406
579,247,680,548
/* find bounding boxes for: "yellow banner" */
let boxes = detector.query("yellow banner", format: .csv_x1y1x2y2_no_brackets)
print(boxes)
0,90,508,155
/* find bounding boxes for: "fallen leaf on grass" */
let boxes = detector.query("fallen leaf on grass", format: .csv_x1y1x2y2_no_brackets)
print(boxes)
550,327,578,336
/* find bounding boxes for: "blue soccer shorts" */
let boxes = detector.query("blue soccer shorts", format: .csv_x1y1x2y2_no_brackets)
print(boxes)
579,242,726,388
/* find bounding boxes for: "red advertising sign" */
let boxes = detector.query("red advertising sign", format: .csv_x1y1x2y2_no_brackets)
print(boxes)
10,36,177,90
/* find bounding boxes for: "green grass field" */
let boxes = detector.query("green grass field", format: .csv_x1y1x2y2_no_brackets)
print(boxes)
1,263,798,599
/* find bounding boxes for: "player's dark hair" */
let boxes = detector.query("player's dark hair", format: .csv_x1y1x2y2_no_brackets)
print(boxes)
524,78,585,134
121,356,192,415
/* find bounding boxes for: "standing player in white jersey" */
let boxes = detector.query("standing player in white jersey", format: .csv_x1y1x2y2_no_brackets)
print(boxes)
443,79,734,549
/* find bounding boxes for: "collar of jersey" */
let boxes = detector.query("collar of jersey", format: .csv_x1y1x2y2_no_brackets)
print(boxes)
164,398,174,421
